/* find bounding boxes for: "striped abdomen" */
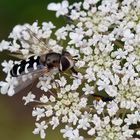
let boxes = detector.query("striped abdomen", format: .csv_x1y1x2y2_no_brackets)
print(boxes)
10,56,41,77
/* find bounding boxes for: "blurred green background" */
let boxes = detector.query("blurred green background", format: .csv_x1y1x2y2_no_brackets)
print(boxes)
0,0,82,140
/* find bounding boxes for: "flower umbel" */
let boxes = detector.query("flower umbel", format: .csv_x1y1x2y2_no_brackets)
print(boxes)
0,0,140,140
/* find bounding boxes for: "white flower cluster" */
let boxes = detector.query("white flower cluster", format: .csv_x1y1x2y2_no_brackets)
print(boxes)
0,0,140,139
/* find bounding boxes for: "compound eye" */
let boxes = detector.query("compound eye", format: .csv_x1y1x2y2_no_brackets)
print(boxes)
53,60,56,63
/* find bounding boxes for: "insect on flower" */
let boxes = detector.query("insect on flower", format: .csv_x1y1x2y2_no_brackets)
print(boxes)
9,28,78,94
10,50,78,77
93,95,115,102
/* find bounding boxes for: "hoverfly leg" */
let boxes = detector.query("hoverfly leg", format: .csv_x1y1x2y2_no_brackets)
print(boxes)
73,55,79,61
71,67,78,75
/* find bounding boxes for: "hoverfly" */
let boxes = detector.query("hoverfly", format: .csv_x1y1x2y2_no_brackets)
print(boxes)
10,50,78,93
10,50,78,77
9,26,78,94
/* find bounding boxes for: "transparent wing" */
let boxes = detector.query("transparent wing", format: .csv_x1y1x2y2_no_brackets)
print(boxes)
24,26,51,53
13,66,49,94
9,26,52,59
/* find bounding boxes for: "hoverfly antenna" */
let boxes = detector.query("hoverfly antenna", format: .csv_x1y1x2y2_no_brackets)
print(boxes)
73,55,78,58
72,55,79,61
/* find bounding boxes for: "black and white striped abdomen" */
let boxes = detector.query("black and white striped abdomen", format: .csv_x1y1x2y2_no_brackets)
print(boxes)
10,56,42,77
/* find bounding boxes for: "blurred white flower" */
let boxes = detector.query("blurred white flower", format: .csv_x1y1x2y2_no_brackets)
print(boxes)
1,60,13,73
69,32,83,47
22,92,36,105
32,107,45,121
49,116,59,129
92,114,101,128
68,113,78,125
0,75,18,96
87,128,95,136
0,40,11,51
55,27,68,40
124,111,140,125
33,121,48,139
112,48,128,59
47,0,69,17
112,118,123,126
78,97,87,108
55,76,67,87
61,126,84,140
107,101,119,117
84,67,96,82
75,60,85,68
77,112,91,130
40,95,49,103
97,78,110,91
71,79,81,90
93,100,106,114
82,84,94,95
